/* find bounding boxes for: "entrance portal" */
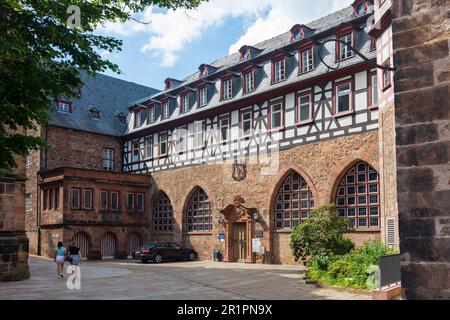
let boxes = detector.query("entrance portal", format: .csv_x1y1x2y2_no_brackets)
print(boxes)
220,195,257,263
233,223,247,262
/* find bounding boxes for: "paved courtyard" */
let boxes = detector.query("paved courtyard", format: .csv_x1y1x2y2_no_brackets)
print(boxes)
0,256,371,300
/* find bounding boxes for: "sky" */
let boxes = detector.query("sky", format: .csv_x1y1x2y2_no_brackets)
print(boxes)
96,0,354,90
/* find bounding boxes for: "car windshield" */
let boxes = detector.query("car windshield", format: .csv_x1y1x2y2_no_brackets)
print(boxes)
140,242,158,249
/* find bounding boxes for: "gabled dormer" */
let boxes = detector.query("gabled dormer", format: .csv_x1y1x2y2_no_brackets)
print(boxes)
89,106,101,119
238,45,262,61
116,112,126,124
289,24,314,42
352,0,374,17
198,64,218,78
164,78,182,91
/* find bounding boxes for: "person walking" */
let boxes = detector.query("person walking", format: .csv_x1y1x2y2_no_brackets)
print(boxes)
54,241,66,279
67,240,82,274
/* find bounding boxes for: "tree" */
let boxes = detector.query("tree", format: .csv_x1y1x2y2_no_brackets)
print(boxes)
0,0,204,170
290,205,354,266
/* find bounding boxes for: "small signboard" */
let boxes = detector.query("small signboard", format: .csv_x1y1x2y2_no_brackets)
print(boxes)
218,232,225,242
254,230,263,238
252,238,261,253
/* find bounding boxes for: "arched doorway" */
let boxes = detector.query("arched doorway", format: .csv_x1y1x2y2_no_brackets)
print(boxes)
101,232,117,259
73,232,90,258
126,233,141,258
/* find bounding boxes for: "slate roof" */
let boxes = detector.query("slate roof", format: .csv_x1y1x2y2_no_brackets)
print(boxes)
48,72,159,136
131,6,358,106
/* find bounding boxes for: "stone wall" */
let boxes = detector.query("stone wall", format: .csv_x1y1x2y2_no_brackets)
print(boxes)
150,131,381,264
392,0,450,299
0,167,30,281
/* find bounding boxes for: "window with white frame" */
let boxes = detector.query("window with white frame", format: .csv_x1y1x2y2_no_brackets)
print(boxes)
148,106,155,123
297,93,312,123
100,190,108,210
219,117,230,142
270,102,283,129
177,127,187,152
111,191,119,211
339,33,354,60
301,48,314,73
223,79,233,100
180,94,189,113
57,101,71,113
162,101,170,119
273,59,286,83
83,189,92,210
135,108,146,127
243,70,254,94
335,82,352,114
371,73,379,107
103,148,114,171
241,110,252,136
198,87,208,107
136,193,144,212
159,132,168,156
194,121,205,148
145,136,153,159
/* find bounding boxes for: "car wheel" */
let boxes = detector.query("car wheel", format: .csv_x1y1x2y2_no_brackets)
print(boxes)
154,254,163,263
187,253,196,261
141,259,148,264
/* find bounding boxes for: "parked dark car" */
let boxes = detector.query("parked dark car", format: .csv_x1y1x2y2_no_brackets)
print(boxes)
132,242,197,263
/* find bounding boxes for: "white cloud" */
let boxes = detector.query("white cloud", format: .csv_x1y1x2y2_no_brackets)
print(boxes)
98,0,353,67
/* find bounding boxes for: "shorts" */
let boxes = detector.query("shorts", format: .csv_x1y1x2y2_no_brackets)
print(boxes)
55,255,65,264
70,255,80,265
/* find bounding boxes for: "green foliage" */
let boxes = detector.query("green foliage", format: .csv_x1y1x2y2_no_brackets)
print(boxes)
308,241,397,290
0,0,205,169
289,205,354,265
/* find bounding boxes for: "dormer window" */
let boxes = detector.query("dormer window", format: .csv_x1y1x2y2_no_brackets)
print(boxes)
198,64,218,78
222,78,233,100
56,100,72,113
180,93,189,113
243,70,255,94
338,33,354,61
198,86,208,107
148,106,156,123
290,24,314,42
352,0,372,17
272,58,286,83
162,100,170,119
300,46,314,74
164,78,182,91
134,108,146,128
117,115,126,124
238,45,262,61
89,107,101,119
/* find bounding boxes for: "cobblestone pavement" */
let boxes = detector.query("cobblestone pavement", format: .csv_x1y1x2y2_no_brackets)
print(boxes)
0,256,371,300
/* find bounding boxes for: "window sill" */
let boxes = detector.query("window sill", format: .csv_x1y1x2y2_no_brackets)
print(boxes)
268,126,285,133
158,154,168,159
271,79,286,85
298,68,315,76
186,232,213,236
274,229,293,234
336,55,355,63
242,90,255,96
349,227,381,233
333,110,354,118
368,104,379,110
295,119,314,126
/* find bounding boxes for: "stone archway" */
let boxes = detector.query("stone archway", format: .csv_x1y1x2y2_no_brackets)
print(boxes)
220,195,257,263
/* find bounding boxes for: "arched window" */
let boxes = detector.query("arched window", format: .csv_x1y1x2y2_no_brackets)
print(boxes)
274,171,315,230
186,187,212,232
335,161,380,229
153,192,174,232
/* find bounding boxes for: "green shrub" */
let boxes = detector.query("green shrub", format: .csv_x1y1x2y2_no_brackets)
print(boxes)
308,241,397,290
290,205,354,265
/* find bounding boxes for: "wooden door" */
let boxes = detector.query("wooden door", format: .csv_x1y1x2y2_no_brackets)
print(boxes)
233,223,247,262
